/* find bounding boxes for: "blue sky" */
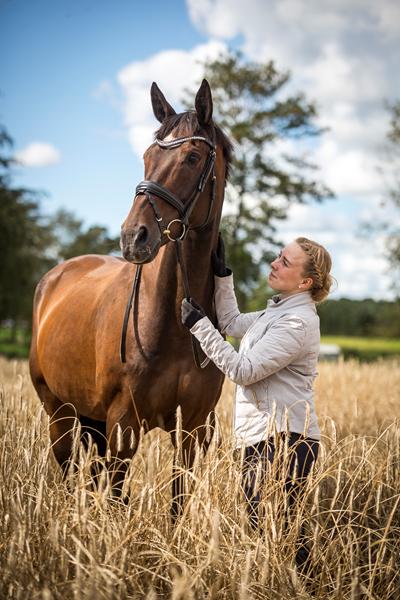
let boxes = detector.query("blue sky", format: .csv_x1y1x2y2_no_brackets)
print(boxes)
1,0,399,299
1,0,204,230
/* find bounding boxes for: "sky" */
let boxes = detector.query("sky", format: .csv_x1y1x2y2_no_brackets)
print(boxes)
1,0,399,300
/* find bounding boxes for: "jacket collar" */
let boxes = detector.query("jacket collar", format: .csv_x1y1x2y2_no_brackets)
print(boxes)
268,291,315,310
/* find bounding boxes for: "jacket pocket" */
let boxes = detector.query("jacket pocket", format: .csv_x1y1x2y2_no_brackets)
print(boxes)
249,379,269,412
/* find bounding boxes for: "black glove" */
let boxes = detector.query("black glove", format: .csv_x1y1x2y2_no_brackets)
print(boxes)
212,233,231,277
181,298,206,329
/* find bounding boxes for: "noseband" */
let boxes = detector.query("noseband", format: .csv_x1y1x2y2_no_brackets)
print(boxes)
120,131,218,368
135,134,217,240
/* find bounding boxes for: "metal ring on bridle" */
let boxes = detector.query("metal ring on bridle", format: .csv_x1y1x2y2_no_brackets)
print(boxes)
163,219,186,242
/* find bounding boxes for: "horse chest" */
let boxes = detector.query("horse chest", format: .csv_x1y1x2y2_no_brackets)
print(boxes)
121,355,222,428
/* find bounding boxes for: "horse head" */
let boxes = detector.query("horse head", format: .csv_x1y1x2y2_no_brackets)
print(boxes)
120,79,231,264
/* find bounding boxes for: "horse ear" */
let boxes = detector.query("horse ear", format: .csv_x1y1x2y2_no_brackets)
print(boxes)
151,82,176,123
195,79,213,126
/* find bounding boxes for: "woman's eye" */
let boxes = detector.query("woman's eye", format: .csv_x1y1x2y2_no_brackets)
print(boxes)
277,251,289,267
187,152,200,165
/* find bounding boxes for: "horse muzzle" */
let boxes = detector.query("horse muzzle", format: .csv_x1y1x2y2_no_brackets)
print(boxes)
120,226,161,264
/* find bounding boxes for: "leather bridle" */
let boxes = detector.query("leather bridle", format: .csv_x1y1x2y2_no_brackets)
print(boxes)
135,133,217,240
120,131,218,368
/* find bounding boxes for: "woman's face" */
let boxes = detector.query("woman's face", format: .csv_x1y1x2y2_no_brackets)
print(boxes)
268,241,312,295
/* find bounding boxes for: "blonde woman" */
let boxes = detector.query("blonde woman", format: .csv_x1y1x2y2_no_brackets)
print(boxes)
181,236,333,571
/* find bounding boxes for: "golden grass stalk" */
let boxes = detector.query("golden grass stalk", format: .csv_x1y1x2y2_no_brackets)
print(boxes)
0,357,399,599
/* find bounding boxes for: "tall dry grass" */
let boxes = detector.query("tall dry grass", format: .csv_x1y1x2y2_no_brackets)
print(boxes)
1,357,399,599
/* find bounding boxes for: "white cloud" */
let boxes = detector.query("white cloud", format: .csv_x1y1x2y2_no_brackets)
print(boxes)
301,43,385,106
372,0,400,39
187,0,240,38
186,0,399,74
104,2,398,298
316,139,383,198
117,40,227,156
183,0,399,299
15,142,61,167
274,200,395,299
185,0,398,151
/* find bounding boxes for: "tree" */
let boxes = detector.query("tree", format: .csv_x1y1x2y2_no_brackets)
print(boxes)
0,126,120,345
385,101,400,291
0,127,53,339
48,209,120,262
190,51,333,308
317,298,400,338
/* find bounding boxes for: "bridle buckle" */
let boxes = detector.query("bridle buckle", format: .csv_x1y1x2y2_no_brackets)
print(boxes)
163,219,186,242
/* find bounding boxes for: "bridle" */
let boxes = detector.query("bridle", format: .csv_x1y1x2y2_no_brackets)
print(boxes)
136,133,217,239
120,130,218,368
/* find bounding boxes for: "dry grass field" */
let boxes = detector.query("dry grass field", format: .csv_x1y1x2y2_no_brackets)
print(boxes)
1,357,399,599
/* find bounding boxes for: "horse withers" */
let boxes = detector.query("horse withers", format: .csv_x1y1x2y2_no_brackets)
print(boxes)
29,80,233,514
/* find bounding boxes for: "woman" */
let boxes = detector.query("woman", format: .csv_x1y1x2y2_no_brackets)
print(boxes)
181,236,333,569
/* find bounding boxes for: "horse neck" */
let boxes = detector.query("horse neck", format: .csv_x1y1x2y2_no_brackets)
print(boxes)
141,228,217,318
141,163,225,324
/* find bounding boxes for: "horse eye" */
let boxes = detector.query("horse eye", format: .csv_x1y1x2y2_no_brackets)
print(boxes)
187,152,201,165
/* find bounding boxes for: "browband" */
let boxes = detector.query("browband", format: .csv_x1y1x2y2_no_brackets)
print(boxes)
155,135,215,150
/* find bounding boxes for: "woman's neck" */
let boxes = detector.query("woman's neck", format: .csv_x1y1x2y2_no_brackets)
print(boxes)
279,289,309,299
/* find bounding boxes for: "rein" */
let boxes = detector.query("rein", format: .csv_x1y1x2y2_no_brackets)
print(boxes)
120,132,218,368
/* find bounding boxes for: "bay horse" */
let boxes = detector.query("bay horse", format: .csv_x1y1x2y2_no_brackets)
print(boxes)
29,79,233,515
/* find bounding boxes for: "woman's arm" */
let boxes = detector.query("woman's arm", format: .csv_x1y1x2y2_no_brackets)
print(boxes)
214,274,264,337
211,234,263,337
191,314,306,385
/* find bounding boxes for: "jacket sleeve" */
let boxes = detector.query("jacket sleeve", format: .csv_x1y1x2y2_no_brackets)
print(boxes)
191,314,306,385
214,274,264,338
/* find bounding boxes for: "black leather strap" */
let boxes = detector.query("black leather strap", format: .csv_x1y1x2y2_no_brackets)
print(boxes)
120,264,142,363
136,181,185,216
176,240,210,369
135,134,216,231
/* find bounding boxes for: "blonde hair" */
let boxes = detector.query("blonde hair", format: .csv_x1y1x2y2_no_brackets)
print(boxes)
295,237,333,302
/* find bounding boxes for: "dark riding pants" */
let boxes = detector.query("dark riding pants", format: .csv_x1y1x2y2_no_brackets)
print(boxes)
242,432,319,531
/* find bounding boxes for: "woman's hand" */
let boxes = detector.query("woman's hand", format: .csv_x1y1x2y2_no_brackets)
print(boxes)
212,233,231,277
181,298,206,329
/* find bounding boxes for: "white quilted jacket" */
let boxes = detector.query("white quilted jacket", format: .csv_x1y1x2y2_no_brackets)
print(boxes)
190,274,321,446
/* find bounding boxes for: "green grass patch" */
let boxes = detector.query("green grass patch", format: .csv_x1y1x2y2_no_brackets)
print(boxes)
2,328,399,362
0,328,30,359
321,335,400,361
0,340,29,359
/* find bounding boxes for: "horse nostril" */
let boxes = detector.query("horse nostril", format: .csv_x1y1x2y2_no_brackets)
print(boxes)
134,226,148,247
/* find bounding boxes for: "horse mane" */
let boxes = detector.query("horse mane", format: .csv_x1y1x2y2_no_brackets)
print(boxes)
155,111,234,182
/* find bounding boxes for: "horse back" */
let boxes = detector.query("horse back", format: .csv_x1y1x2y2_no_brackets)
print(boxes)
29,255,132,418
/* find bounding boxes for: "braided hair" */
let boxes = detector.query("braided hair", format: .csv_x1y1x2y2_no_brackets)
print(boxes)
296,237,333,302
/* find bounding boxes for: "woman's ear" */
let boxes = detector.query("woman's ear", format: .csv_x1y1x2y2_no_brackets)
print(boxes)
299,277,313,290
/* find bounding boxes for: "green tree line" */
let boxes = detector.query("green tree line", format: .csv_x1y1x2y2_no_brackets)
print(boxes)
317,298,400,338
0,126,120,344
245,278,400,339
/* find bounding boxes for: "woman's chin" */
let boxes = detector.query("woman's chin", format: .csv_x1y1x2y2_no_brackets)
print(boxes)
268,277,280,291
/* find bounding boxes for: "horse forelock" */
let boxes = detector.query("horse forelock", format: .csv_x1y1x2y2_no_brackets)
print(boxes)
154,111,234,182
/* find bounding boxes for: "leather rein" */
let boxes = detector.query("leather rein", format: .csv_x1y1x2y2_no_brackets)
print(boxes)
120,131,217,368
